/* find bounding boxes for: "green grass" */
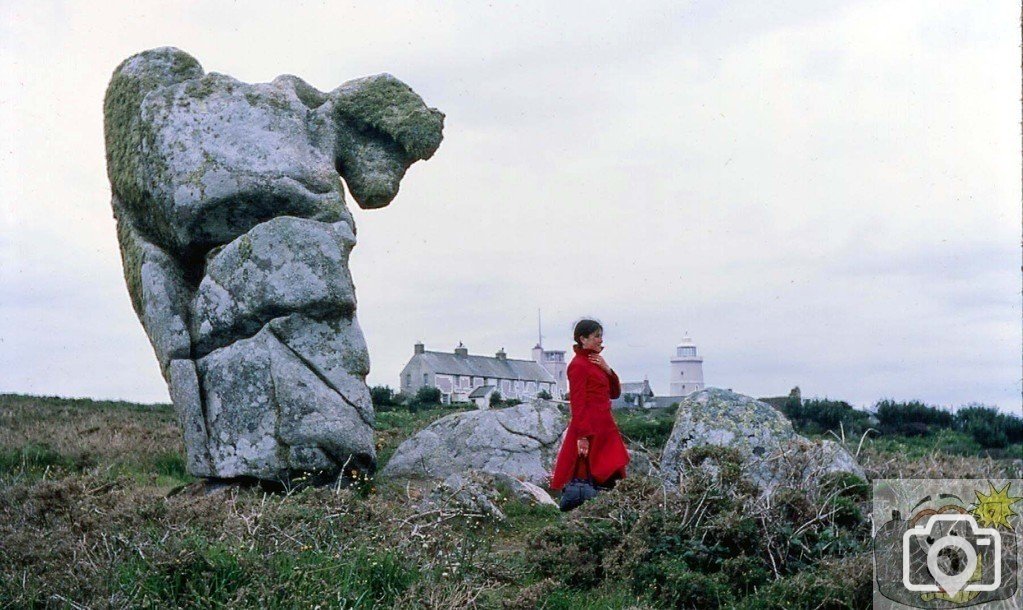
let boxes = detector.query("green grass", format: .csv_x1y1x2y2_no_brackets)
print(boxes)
868,428,982,458
374,404,475,466
2,392,1017,609
614,408,677,450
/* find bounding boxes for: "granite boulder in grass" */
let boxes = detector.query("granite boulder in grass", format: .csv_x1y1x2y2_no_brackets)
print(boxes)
659,388,866,495
103,47,444,484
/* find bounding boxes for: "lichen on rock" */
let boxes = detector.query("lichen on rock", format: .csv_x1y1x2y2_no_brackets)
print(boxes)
659,388,866,496
103,46,444,484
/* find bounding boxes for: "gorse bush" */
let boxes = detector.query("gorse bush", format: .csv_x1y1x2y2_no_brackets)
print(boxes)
874,399,954,434
782,398,872,436
4,393,1017,608
369,385,396,409
783,395,1022,455
955,403,1023,448
413,385,442,407
871,399,1023,451
526,447,872,609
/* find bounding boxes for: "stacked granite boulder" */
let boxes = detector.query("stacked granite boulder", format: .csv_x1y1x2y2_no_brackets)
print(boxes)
103,47,444,483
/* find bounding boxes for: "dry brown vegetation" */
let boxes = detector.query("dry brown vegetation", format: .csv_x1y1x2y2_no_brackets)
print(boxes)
1,393,1018,609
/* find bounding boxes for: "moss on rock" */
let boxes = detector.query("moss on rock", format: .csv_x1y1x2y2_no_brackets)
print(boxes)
333,74,444,161
103,47,204,250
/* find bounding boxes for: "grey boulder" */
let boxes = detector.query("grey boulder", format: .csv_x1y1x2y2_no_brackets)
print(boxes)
104,47,443,482
379,400,566,486
659,388,865,494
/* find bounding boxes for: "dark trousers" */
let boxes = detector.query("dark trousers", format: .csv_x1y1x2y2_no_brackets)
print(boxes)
596,471,623,491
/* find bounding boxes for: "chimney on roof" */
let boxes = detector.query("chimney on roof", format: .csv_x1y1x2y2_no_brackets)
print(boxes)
496,347,507,361
454,341,468,357
414,342,425,355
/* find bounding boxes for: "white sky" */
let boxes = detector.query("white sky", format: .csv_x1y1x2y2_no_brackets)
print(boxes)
1,1,1020,413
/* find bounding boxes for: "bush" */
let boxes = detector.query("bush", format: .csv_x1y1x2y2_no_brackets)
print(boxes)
634,558,734,609
615,410,675,449
412,386,441,407
731,554,872,610
536,390,552,400
874,399,954,434
370,385,395,409
955,403,1023,448
782,397,872,436
528,517,621,589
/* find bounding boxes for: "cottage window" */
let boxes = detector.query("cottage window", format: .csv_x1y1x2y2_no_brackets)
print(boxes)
423,373,429,384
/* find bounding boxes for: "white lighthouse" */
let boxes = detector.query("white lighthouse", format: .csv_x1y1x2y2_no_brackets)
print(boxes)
669,335,705,396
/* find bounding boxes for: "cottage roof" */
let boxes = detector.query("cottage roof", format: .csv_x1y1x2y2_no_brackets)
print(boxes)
413,351,556,383
468,385,496,398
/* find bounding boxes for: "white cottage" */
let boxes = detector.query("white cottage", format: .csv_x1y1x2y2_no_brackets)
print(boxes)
399,342,561,405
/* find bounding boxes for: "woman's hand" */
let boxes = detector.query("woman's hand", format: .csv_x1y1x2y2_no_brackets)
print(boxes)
588,353,612,373
577,437,590,457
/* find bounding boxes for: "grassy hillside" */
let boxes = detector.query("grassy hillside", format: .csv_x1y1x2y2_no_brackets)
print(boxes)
1,394,1019,609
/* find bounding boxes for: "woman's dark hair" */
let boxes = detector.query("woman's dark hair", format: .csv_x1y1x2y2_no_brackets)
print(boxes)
573,319,603,346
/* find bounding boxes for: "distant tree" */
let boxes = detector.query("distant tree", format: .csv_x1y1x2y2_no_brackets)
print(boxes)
874,399,954,435
783,396,871,436
370,385,395,409
955,403,1021,448
784,386,801,412
413,385,442,407
537,390,552,400
489,391,503,407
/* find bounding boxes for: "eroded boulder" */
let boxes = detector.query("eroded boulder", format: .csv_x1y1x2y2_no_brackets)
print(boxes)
659,388,865,494
379,400,566,486
103,47,443,483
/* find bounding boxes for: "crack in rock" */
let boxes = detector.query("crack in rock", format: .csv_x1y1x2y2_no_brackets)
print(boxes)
266,326,374,428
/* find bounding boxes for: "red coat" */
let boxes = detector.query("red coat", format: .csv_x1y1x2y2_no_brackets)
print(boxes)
549,345,630,490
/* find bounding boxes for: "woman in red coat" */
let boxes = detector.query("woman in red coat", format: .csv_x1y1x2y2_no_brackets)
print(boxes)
549,319,630,494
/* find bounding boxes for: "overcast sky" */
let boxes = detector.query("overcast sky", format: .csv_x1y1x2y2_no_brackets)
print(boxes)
1,1,1019,413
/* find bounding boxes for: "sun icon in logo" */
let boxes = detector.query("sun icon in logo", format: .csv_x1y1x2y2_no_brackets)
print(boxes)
970,482,1022,530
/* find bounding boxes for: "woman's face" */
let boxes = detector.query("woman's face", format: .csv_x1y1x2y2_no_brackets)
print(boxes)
579,328,603,352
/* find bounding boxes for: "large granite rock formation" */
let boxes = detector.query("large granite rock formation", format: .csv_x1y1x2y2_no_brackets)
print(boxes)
660,388,865,494
379,400,566,486
103,47,443,483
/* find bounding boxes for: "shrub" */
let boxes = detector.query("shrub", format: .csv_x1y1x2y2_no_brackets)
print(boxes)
615,410,675,449
731,554,872,610
955,403,1023,448
536,390,552,400
782,397,871,436
370,385,395,409
489,391,502,407
634,558,734,609
720,555,770,596
874,399,954,434
412,386,441,407
528,517,621,589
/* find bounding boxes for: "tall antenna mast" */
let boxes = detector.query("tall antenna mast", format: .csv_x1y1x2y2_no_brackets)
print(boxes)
537,309,542,348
